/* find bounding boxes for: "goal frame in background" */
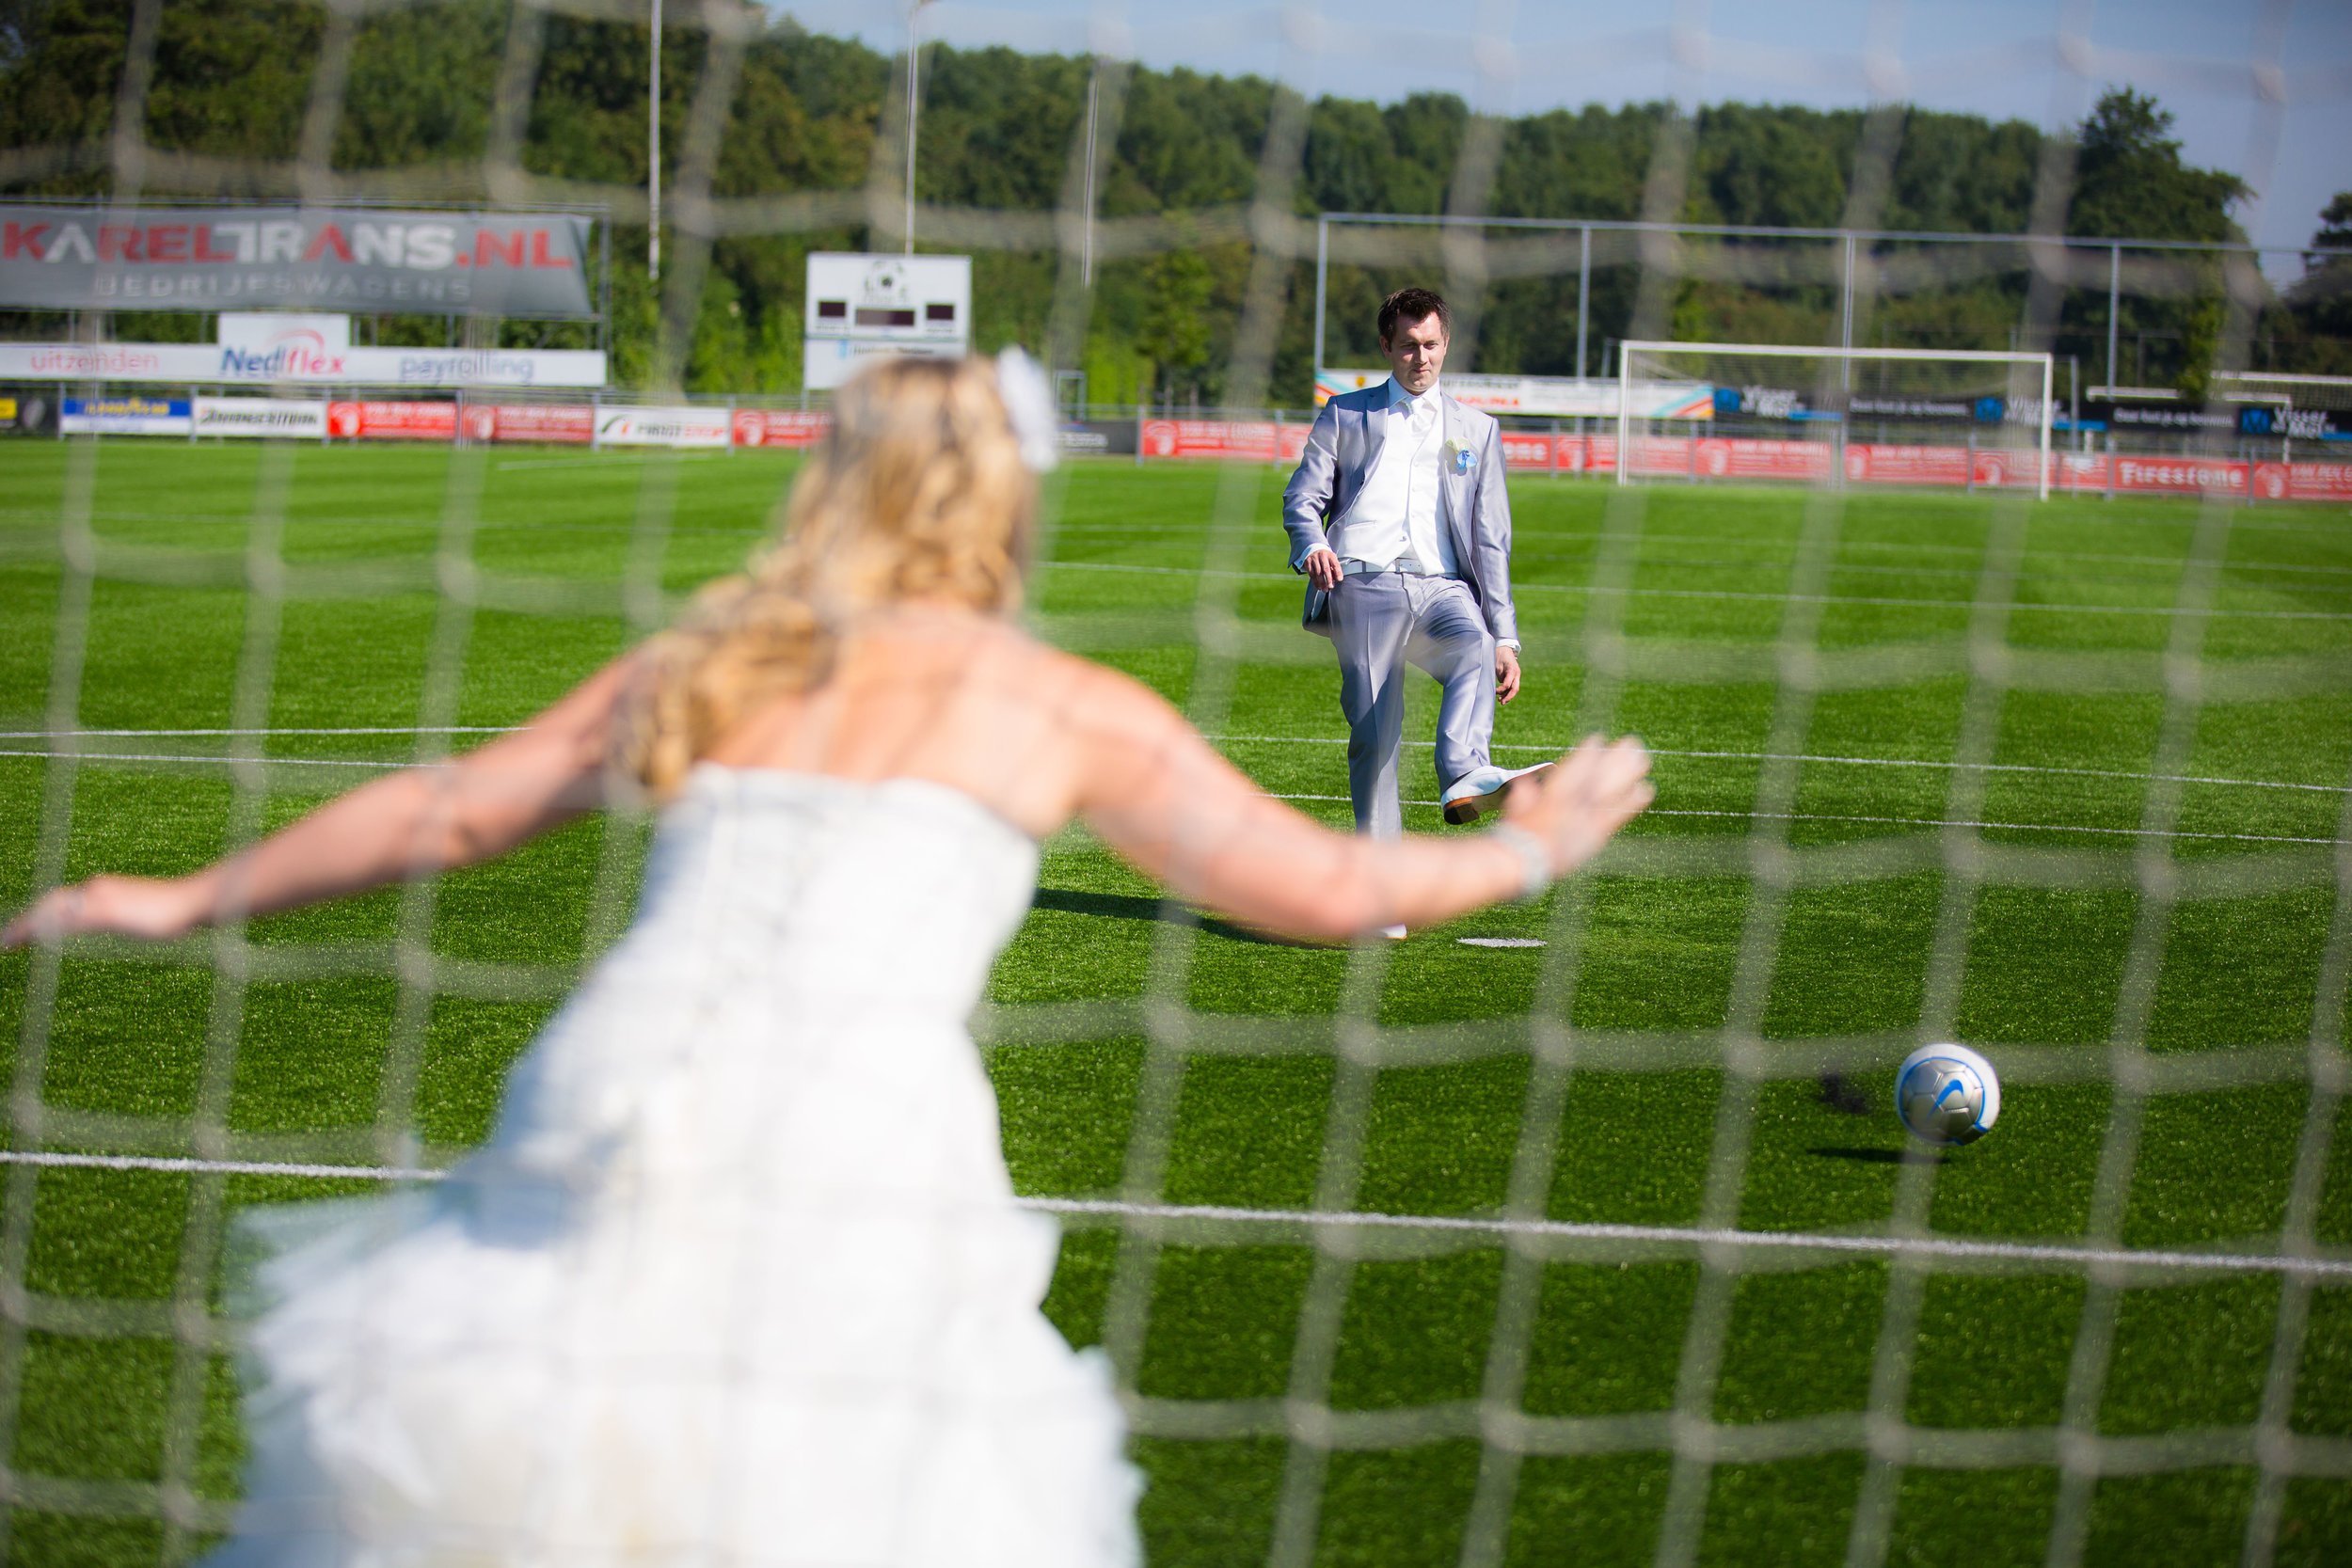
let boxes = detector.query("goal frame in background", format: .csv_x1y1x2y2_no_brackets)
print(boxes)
1616,341,2057,501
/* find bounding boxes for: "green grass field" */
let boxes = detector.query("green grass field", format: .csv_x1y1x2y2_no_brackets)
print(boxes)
2,440,2350,1567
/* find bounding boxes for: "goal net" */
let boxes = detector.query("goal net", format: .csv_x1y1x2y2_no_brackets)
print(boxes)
1617,342,2057,499
2,4,2349,1568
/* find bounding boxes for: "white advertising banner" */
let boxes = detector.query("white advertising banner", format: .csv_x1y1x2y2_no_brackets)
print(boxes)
1314,368,1714,420
0,341,607,388
218,312,350,353
594,404,731,449
61,394,192,435
193,396,328,438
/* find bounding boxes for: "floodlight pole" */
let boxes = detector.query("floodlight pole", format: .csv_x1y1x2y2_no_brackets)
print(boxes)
1575,224,1590,381
2117,246,2136,394
1082,68,1100,286
648,0,660,282
1312,216,1327,373
904,1,936,255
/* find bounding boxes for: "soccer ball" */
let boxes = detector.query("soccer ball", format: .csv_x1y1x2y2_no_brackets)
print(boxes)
1894,1043,2001,1147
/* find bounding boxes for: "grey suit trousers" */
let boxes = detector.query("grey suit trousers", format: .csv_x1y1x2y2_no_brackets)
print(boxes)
1327,572,1496,839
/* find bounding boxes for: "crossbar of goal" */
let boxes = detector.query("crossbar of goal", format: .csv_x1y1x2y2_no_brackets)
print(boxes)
1616,341,2057,501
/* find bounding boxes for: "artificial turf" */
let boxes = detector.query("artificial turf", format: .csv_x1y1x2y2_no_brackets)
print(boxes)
0,439,2348,1565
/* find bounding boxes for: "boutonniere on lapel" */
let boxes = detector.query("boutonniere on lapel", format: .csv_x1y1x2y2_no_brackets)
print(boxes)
1442,438,1475,476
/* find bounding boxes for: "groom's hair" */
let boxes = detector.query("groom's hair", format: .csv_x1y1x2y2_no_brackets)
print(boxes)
1376,287,1450,346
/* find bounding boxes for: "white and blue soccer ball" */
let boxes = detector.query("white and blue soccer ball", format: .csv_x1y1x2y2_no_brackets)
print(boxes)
1894,1043,2001,1148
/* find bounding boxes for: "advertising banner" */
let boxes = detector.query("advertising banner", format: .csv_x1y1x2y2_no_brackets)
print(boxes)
193,396,327,438
326,401,456,441
595,405,731,449
2251,462,2352,501
218,312,351,353
0,341,606,388
2233,404,2351,442
1057,420,1139,458
1138,419,1313,462
1314,369,1712,420
731,409,833,449
1842,444,1972,486
62,394,191,435
461,403,594,445
0,206,595,315
0,391,56,435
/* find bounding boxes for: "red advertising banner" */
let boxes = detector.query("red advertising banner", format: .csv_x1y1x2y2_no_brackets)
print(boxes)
2251,462,2352,502
460,404,593,445
1843,444,1971,487
2110,456,2249,496
732,409,833,449
1131,424,2347,502
1134,420,1367,462
326,401,455,441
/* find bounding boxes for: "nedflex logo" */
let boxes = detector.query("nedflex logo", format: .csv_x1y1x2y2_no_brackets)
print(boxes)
220,327,347,379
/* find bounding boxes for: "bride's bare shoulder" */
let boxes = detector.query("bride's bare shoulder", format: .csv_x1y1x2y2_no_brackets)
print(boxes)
1008,637,1186,739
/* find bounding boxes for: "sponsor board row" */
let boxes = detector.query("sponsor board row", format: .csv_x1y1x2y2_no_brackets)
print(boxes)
49,397,755,449
35,403,2352,499
1136,420,2352,500
2,341,607,388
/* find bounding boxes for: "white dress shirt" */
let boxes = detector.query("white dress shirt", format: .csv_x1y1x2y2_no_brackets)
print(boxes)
1325,377,1458,577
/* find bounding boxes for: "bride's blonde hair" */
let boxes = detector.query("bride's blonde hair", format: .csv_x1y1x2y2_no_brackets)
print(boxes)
624,356,1035,796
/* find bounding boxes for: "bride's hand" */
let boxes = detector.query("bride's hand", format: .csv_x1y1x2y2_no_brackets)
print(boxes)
1,875,210,951
1502,735,1654,878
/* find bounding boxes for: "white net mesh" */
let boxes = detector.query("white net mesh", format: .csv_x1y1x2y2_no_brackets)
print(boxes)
2,1,2350,1564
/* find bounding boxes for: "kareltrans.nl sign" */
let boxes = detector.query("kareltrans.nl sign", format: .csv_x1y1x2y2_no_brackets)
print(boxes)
0,206,595,316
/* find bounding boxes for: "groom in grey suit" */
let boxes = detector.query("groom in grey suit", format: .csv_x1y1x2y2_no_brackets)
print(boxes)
1283,287,1540,852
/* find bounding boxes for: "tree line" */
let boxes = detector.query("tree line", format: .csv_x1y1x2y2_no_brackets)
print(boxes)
3,0,2345,402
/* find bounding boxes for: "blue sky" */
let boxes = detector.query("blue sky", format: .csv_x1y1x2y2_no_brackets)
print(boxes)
779,0,2350,278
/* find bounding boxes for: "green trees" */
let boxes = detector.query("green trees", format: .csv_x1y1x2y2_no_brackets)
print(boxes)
2255,192,2352,376
0,5,2328,400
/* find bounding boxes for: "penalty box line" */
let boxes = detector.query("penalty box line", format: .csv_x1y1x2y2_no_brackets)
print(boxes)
0,753,2337,844
2,1150,2346,1282
9,729,2341,797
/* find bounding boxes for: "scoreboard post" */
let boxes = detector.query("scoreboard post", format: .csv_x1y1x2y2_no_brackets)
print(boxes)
803,252,972,391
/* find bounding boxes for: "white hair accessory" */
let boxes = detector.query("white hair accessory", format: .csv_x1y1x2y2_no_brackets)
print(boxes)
993,347,1059,473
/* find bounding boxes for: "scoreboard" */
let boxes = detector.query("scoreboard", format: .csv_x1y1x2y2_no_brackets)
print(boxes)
803,253,972,391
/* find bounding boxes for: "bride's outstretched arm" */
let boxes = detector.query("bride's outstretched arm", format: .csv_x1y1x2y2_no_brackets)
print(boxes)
1066,664,1651,942
2,655,641,949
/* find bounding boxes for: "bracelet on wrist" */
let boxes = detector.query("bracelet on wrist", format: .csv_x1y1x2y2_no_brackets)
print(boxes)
1485,821,1554,904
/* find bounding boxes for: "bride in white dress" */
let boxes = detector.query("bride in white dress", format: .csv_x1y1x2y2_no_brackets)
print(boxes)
5,353,1652,1566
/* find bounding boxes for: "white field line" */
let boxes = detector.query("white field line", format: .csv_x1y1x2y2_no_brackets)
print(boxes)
0,727,506,738
0,750,424,770
1264,793,2345,847
493,452,728,471
0,751,2336,844
2,1151,2344,1280
1207,735,2352,797
19,505,2348,567
1041,559,2352,619
1030,526,2352,578
8,728,2343,798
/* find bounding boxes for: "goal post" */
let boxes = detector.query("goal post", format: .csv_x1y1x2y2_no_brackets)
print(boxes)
1616,341,2056,500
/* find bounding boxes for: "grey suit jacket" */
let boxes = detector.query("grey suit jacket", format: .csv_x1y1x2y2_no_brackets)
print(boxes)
1279,383,1518,643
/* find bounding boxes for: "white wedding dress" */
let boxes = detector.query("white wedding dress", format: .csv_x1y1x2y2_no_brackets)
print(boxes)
213,766,1141,1567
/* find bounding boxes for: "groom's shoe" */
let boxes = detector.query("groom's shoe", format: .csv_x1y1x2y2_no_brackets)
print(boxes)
1441,763,1555,825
